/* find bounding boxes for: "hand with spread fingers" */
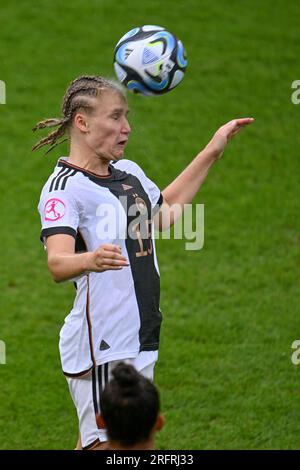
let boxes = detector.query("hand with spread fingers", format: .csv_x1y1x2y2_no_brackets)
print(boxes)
206,118,255,160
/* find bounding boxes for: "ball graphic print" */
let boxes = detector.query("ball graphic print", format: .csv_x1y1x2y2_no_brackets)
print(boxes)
114,25,187,96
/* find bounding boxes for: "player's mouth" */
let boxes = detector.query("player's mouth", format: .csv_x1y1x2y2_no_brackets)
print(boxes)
117,139,128,147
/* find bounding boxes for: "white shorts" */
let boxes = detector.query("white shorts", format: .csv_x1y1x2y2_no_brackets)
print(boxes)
66,352,157,449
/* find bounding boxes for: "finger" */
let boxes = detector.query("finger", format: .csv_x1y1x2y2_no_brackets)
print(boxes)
219,120,238,134
221,117,254,134
228,127,244,139
100,265,123,271
99,252,127,261
101,258,129,266
224,119,254,139
234,118,255,126
100,244,122,252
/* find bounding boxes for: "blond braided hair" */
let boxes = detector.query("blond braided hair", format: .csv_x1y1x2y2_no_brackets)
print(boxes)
32,75,125,155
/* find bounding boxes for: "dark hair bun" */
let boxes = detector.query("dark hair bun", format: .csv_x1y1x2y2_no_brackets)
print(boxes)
112,363,140,388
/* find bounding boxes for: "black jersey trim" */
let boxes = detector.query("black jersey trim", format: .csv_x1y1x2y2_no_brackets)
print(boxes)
54,167,74,191
98,365,103,409
57,158,129,183
85,274,97,367
61,169,77,190
157,193,163,207
92,367,99,417
49,167,70,192
153,193,163,216
104,363,109,385
75,229,88,253
63,366,93,378
49,167,76,193
140,342,160,352
40,226,77,241
49,167,72,192
82,438,101,450
92,366,103,431
104,173,162,351
92,364,109,431
58,159,113,179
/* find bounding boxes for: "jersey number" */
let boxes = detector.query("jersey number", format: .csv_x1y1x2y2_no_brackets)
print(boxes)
133,220,153,258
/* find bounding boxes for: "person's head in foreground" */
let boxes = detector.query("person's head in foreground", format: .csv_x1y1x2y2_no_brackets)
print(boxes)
99,362,164,450
32,75,131,166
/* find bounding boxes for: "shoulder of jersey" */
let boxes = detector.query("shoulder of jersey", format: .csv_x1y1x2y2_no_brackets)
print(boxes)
44,163,80,194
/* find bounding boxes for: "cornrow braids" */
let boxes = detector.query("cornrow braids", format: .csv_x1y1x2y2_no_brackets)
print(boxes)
32,75,126,154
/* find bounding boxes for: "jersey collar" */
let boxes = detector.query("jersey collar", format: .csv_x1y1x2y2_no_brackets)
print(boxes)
57,157,127,181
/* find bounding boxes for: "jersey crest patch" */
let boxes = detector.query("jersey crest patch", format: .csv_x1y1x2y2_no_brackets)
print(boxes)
44,198,66,221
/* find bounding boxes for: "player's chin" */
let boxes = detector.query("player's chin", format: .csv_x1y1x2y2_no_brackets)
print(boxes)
112,147,126,160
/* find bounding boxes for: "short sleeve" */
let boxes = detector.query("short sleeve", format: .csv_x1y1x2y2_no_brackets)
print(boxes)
143,173,163,216
38,189,80,244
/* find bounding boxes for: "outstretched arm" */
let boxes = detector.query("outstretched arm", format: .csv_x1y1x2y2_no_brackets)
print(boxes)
155,118,254,231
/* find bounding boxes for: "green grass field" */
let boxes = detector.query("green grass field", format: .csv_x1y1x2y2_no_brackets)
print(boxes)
1,0,300,450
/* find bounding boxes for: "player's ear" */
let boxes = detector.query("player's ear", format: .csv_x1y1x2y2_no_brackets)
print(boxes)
96,414,106,429
74,113,89,133
155,414,165,432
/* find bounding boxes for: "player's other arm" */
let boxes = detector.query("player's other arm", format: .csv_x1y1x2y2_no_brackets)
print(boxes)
46,235,129,283
154,118,254,231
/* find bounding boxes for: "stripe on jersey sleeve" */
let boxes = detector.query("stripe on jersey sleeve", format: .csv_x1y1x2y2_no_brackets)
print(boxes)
49,167,71,192
61,169,77,190
152,193,163,216
48,167,77,192
40,226,77,241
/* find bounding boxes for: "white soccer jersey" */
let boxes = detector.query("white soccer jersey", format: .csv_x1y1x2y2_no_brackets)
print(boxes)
38,157,163,377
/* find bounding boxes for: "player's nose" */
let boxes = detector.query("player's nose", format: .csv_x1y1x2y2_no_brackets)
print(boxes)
123,118,131,134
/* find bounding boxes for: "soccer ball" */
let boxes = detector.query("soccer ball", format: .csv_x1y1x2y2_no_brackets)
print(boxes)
113,25,187,96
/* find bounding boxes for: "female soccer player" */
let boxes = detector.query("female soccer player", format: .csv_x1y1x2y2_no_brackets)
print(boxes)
99,362,164,450
34,75,253,450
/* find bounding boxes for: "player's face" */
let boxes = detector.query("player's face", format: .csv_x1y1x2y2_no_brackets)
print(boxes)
86,91,131,161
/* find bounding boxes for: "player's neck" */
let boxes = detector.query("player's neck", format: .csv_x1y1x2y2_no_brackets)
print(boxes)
68,141,111,177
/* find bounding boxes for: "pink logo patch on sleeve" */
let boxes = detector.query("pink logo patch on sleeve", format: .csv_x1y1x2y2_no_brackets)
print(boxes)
44,198,66,221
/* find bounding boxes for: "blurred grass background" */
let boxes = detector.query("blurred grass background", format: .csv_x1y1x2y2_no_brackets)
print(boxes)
0,0,300,449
